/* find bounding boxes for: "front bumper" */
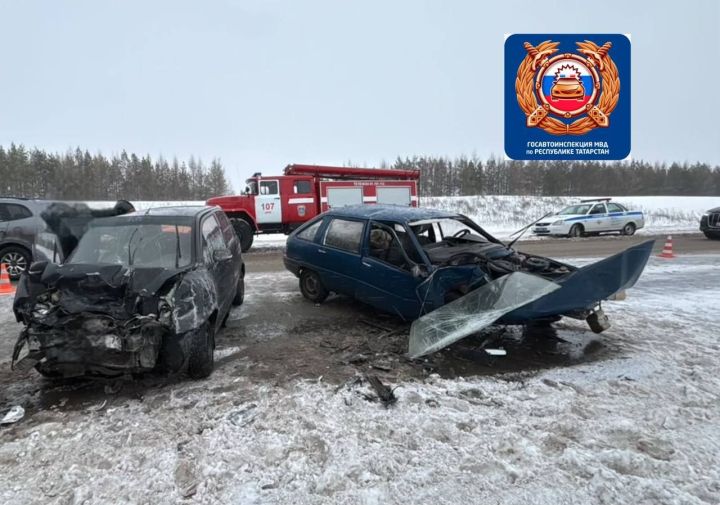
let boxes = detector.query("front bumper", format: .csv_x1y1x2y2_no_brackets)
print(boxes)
700,214,720,234
13,315,170,378
532,222,571,236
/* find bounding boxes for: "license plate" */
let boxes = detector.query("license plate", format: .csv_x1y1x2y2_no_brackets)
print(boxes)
535,228,548,232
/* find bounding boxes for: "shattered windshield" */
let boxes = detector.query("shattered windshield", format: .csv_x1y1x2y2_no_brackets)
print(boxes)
408,272,561,358
67,218,194,269
557,204,591,215
409,217,489,244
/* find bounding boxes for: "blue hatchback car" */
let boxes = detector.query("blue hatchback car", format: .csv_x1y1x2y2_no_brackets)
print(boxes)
284,205,653,332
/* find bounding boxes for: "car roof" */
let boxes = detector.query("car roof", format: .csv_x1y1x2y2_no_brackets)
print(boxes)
325,205,459,222
125,205,217,217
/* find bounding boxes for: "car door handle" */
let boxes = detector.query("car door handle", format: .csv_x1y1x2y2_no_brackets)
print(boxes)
318,248,326,254
362,261,372,267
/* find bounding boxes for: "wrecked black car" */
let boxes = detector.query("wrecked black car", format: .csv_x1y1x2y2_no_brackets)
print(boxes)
12,204,245,379
284,205,653,358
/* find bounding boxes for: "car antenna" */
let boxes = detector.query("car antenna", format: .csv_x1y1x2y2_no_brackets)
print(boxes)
507,211,554,250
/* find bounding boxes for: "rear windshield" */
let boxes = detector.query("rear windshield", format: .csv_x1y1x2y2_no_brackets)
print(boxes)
68,218,194,269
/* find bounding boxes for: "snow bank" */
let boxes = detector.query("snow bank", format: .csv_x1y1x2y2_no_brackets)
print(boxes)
421,195,717,238
79,196,716,247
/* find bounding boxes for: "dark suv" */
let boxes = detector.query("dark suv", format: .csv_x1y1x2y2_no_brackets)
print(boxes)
700,206,720,239
0,198,51,279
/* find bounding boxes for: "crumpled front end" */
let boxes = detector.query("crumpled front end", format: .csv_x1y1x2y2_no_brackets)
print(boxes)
12,263,216,378
13,312,166,378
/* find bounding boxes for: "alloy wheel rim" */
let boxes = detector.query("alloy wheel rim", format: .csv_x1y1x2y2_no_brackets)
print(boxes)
2,252,27,276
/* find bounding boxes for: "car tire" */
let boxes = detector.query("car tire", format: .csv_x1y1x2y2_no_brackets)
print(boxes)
299,269,329,303
187,322,214,379
0,245,31,280
622,223,636,236
232,274,245,306
231,218,254,252
568,224,584,238
704,231,720,240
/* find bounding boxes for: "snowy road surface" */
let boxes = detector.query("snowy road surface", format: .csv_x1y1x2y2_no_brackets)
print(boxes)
1,255,719,504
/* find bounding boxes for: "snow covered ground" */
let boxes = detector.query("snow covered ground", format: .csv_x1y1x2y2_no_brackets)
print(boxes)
1,254,719,504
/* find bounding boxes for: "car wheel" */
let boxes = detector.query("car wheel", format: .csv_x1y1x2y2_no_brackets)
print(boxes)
231,218,254,252
232,274,245,306
622,223,636,236
0,246,31,280
299,269,329,303
187,322,214,379
704,231,720,240
568,224,584,238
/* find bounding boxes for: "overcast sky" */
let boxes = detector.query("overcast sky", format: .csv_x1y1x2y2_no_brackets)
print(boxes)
1,0,718,190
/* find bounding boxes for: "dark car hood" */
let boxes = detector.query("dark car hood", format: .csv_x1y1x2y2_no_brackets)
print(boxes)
13,262,191,322
707,207,720,213
39,263,187,295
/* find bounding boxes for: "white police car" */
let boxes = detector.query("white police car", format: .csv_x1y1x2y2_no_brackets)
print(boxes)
532,198,644,238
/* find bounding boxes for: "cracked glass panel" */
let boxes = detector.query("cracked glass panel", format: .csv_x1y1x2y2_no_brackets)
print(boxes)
408,272,561,358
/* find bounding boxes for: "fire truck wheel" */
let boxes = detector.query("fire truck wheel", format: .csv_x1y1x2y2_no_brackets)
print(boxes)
299,269,329,303
231,218,254,252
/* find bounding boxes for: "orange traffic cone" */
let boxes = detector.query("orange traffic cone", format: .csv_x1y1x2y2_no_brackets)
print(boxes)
658,235,676,259
0,263,15,295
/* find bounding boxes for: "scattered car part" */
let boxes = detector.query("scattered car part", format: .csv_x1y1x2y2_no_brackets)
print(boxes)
408,272,560,359
0,405,25,425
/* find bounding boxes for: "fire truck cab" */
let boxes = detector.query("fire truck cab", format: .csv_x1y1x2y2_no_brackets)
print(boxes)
207,164,420,252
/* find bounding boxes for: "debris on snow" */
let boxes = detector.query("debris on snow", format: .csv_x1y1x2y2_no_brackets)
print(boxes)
0,406,25,425
365,375,398,407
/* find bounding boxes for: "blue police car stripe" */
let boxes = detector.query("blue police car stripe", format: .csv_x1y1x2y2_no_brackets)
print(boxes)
563,211,643,222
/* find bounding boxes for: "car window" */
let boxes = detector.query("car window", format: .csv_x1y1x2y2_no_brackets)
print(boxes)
259,180,279,195
368,221,422,270
607,203,625,212
557,204,591,215
297,219,322,242
214,211,236,247
294,180,312,194
323,218,364,253
589,204,607,215
0,203,32,221
201,214,226,263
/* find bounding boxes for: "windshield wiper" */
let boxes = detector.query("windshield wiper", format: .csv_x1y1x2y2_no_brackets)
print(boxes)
175,224,181,268
507,211,554,250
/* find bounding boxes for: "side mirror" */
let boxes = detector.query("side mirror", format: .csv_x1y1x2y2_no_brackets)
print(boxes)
212,248,233,262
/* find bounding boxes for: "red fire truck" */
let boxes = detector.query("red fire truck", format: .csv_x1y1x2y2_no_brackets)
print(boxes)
207,164,420,251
